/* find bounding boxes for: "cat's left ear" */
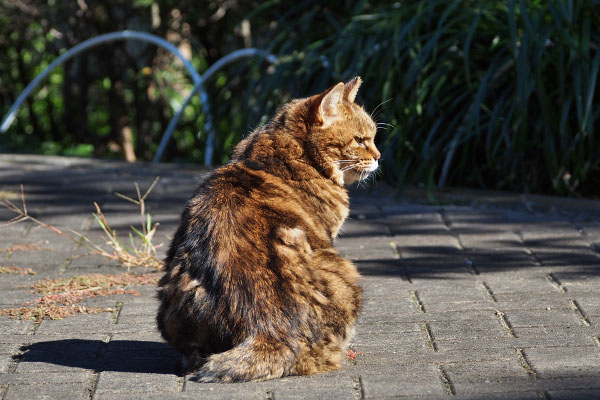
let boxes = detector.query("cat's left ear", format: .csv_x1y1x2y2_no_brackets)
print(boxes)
317,82,345,127
343,76,362,103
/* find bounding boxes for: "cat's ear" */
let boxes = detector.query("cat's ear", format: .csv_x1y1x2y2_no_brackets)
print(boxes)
343,76,362,103
317,82,344,127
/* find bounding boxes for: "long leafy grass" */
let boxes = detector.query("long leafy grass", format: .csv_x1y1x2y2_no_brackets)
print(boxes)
208,0,599,196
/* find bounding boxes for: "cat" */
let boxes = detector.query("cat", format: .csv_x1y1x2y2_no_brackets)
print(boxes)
156,77,381,382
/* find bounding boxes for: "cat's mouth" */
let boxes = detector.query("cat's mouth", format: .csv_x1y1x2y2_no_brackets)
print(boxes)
353,159,379,174
340,159,379,184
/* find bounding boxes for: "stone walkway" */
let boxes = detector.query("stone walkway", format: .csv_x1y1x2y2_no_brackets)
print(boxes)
0,154,599,399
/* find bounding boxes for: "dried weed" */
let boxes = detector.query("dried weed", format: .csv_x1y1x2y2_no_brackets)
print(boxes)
0,266,37,275
0,272,159,322
0,243,43,253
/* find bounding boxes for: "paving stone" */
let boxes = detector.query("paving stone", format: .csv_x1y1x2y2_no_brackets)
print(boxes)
0,356,13,374
34,312,114,336
360,366,445,398
444,359,528,383
502,309,583,328
523,346,600,378
338,217,390,237
94,371,179,394
3,382,90,400
0,319,34,335
548,388,600,400
0,370,90,384
336,235,397,261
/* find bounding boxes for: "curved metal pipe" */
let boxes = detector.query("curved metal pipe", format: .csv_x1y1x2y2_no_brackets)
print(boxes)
153,48,276,165
0,30,276,166
1,31,201,133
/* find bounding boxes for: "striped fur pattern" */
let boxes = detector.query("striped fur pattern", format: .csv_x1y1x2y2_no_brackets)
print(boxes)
156,77,381,382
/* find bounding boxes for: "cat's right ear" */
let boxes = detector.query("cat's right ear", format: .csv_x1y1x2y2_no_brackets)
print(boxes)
316,82,344,128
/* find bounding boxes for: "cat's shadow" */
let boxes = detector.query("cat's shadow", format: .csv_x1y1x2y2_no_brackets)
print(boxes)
17,339,181,375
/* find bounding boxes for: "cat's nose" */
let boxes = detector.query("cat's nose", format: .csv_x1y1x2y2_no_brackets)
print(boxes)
373,149,381,161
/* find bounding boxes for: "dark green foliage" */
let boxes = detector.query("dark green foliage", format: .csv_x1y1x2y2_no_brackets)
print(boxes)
1,1,599,195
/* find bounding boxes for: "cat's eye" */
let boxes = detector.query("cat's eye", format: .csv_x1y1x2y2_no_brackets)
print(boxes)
355,136,365,145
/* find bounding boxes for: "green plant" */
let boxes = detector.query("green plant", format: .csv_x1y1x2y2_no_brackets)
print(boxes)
238,0,600,196
1,178,162,270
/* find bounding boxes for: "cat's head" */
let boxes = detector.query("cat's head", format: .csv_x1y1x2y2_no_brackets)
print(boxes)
307,77,381,186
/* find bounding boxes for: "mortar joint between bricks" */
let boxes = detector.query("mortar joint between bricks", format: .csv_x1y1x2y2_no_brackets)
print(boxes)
410,290,425,313
86,371,100,400
495,310,516,338
439,209,466,251
176,376,186,393
388,241,401,260
112,301,124,324
514,229,541,263
402,265,413,284
436,365,455,395
58,256,73,275
7,351,23,374
546,273,566,293
0,383,8,400
480,281,497,302
356,376,365,400
466,258,479,275
537,390,550,400
516,347,537,380
422,322,437,352
28,319,42,335
571,222,600,255
86,335,113,398
569,299,591,326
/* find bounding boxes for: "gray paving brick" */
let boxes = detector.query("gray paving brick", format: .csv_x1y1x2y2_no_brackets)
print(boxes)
360,366,445,398
3,382,90,400
548,388,600,400
336,235,397,261
34,313,114,336
444,359,528,383
338,217,390,237
0,319,34,335
503,309,583,328
0,370,90,384
94,371,179,395
0,357,13,374
523,346,600,378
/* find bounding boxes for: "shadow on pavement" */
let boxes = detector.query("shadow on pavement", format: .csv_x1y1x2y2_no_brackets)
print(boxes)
18,339,180,375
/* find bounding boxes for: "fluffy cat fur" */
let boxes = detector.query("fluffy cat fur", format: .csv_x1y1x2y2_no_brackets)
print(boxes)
157,77,381,382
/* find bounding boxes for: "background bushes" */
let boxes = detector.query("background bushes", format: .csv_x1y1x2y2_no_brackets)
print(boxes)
1,0,599,196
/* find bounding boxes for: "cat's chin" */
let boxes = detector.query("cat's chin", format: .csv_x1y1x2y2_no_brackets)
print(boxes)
342,169,373,185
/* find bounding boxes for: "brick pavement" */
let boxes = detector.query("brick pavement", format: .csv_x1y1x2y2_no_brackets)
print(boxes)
0,154,599,399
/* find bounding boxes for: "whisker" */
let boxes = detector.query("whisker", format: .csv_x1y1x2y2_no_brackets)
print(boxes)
377,123,395,130
370,98,394,120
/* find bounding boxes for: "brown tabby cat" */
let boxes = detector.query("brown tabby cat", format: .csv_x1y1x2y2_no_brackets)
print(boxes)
157,77,380,382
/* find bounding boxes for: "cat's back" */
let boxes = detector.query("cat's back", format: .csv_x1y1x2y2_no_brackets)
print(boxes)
175,153,349,271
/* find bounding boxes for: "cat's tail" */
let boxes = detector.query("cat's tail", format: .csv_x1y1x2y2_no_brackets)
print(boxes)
192,334,297,383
